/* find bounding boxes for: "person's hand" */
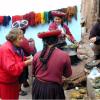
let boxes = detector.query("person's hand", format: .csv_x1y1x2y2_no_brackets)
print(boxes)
65,34,70,41
74,40,79,47
90,37,96,43
24,57,33,66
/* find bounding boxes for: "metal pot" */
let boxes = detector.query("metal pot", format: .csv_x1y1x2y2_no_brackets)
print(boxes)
61,46,77,56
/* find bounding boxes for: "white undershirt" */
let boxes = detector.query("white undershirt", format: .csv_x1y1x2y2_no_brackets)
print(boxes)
58,25,65,34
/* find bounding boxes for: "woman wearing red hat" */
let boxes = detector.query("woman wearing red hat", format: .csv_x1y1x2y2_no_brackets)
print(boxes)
0,28,32,99
49,11,81,65
32,30,72,99
49,10,77,48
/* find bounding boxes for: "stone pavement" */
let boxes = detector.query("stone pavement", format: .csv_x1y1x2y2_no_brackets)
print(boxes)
19,86,32,100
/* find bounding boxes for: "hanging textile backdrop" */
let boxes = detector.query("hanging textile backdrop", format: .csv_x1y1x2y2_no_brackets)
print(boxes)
0,6,77,27
0,6,81,51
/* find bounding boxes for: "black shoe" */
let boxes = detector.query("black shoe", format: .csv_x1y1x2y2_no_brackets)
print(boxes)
19,90,27,96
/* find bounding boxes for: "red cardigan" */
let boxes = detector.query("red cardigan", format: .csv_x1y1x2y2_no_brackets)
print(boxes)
49,22,75,42
0,41,26,84
32,48,72,84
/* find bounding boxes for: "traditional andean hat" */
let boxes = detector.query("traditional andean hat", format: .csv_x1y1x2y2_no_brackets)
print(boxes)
51,10,66,17
38,30,61,38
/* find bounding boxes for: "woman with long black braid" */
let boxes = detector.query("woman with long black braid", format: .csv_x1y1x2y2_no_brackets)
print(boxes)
32,30,72,99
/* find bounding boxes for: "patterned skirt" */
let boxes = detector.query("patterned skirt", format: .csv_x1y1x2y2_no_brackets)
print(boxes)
32,78,65,99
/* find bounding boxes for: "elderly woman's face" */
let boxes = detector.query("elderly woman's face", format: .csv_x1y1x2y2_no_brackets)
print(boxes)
54,16,62,25
13,32,24,47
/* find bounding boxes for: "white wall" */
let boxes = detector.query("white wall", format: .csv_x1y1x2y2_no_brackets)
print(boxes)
0,0,81,51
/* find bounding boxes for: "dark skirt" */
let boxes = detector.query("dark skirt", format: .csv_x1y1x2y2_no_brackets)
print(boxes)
32,78,65,100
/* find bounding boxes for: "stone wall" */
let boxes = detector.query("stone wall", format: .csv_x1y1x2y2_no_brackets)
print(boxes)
77,0,99,60
81,0,98,32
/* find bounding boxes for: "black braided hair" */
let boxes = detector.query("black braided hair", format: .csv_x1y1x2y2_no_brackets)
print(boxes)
39,43,48,65
48,11,53,23
39,36,61,71
60,17,65,27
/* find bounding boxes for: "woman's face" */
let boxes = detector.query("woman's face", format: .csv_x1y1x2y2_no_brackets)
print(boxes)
13,33,24,47
54,16,62,25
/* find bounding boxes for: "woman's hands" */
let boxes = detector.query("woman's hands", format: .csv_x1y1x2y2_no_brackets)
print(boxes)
24,55,33,66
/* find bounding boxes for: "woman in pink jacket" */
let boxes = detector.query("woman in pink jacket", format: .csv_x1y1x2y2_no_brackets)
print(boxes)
0,28,32,99
49,11,81,65
49,10,77,49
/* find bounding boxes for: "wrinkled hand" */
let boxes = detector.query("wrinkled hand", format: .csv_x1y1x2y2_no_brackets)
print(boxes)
90,37,96,43
24,57,33,66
